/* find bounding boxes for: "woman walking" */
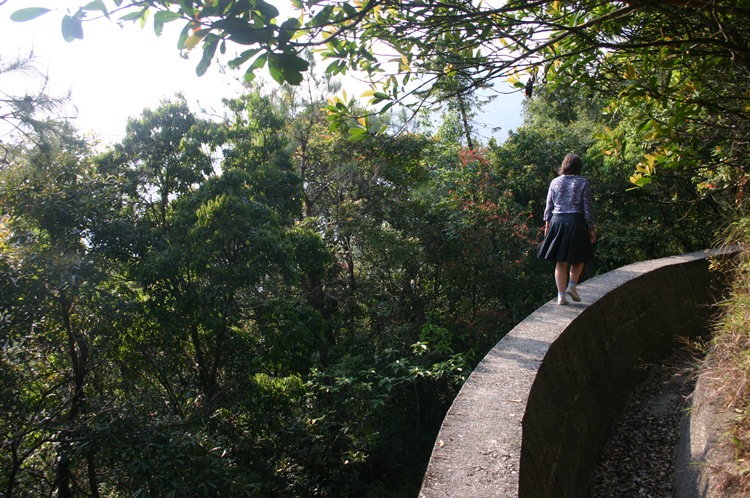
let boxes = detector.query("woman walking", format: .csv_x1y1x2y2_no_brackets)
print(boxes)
538,153,597,305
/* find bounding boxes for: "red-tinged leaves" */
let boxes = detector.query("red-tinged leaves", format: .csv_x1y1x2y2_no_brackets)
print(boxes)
177,22,191,50
183,28,210,51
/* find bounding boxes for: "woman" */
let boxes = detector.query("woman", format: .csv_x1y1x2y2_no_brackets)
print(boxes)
538,153,597,305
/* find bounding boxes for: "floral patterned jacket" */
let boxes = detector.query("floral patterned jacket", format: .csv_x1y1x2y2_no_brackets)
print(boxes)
542,174,595,228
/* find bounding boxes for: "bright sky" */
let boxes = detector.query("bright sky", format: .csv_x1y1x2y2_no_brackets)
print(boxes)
0,0,524,146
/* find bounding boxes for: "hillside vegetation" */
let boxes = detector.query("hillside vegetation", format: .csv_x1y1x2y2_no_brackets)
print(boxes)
700,222,750,493
0,48,741,497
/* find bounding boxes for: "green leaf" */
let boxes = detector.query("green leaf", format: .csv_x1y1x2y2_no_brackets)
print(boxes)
342,3,358,18
61,15,84,42
228,29,259,45
637,119,653,134
255,27,273,43
331,61,346,75
244,67,258,83
254,0,280,19
313,5,334,26
277,18,301,46
196,38,219,76
379,102,394,114
222,15,273,44
139,8,149,28
200,4,218,17
84,0,109,18
369,91,390,105
359,45,376,62
229,48,262,68
267,55,285,84
10,7,51,22
177,22,191,50
175,0,195,17
649,75,659,91
153,12,179,37
269,53,309,85
154,10,183,23
120,10,145,21
325,60,339,74
249,54,268,70
244,54,267,82
348,128,367,141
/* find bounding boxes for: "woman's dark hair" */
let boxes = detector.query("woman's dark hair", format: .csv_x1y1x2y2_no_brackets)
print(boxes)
559,153,583,175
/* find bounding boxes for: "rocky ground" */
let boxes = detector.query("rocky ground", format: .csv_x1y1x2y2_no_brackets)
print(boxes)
589,355,699,498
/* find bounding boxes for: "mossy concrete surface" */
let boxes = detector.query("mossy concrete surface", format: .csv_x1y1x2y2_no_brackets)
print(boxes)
419,249,735,498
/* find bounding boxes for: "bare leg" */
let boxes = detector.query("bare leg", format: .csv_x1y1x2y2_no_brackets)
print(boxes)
555,262,568,292
569,262,585,284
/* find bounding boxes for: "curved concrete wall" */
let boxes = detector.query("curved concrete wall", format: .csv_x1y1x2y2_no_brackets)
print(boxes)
419,249,734,498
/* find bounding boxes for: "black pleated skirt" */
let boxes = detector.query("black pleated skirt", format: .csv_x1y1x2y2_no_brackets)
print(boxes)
538,213,593,263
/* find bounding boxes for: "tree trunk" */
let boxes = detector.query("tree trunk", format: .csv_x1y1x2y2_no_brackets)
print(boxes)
55,297,89,498
413,382,421,441
54,454,74,498
190,323,214,396
304,273,330,366
87,452,101,498
6,438,19,498
457,95,474,150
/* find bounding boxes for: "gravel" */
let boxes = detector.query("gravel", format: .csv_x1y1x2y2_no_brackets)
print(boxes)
589,356,699,498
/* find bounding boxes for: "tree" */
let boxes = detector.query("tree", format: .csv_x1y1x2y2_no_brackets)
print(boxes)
0,92,337,496
95,94,218,233
493,85,723,270
14,0,750,194
0,129,124,498
0,52,75,161
93,95,331,497
0,57,603,498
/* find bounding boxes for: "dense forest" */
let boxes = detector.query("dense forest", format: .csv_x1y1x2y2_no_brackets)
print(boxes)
3,0,750,493
0,48,731,496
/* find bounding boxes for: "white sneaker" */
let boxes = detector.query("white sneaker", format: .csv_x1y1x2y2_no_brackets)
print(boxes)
558,294,568,305
566,286,581,302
